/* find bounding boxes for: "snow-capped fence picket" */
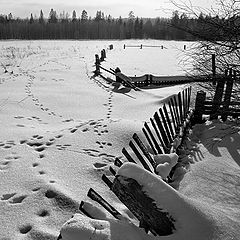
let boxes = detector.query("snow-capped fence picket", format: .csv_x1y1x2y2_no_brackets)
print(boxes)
75,87,192,238
194,70,240,123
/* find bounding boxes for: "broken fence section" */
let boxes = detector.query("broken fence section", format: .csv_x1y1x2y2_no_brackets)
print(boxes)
194,71,240,123
79,87,192,237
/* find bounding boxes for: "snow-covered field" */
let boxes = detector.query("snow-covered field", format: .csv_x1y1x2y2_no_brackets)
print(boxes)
0,40,239,240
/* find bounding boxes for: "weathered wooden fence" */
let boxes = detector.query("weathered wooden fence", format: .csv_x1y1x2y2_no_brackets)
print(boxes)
94,52,192,88
194,71,240,123
124,44,165,49
77,87,192,237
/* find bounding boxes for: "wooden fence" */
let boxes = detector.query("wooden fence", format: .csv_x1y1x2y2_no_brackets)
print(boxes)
77,87,193,237
94,51,192,88
194,72,240,123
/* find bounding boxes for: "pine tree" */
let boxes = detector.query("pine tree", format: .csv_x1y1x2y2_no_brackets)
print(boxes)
48,8,57,23
39,10,44,24
81,10,88,21
72,10,77,22
29,13,34,24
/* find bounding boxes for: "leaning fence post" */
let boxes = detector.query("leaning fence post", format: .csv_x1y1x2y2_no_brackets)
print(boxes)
194,90,206,124
210,77,225,120
221,70,234,121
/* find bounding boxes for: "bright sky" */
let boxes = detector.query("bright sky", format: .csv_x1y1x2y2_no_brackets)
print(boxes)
0,0,216,19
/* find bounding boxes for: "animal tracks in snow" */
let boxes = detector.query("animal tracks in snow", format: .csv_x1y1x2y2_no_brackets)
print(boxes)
0,140,16,150
0,192,27,204
0,152,21,171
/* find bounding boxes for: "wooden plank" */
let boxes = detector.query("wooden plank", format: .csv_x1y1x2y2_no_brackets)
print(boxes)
122,148,137,163
178,92,183,124
142,127,157,155
184,89,188,118
173,96,181,128
115,72,140,91
168,100,178,133
159,108,173,143
210,77,225,120
115,157,123,167
163,104,175,139
102,174,113,188
99,65,115,75
194,91,206,123
148,119,165,153
112,176,176,236
79,201,95,219
129,140,152,172
133,133,157,169
172,96,181,128
109,166,116,176
170,98,180,131
87,187,122,220
144,122,163,154
153,112,170,150
222,77,234,121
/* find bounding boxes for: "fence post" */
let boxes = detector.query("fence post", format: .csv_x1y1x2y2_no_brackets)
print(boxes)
94,54,100,75
212,54,216,85
140,44,143,49
124,44,126,49
210,77,225,120
194,91,206,124
103,49,106,58
100,50,104,61
221,70,234,121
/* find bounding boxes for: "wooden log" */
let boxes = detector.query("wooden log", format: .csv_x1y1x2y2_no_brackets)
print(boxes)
144,122,163,154
87,187,122,220
210,77,225,120
194,90,206,124
142,127,157,155
129,140,152,172
133,133,157,169
111,175,176,236
222,75,234,121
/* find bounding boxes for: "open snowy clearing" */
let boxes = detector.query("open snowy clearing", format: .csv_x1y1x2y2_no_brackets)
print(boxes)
0,40,239,240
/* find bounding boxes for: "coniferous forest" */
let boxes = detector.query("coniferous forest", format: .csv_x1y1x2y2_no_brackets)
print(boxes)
0,9,215,40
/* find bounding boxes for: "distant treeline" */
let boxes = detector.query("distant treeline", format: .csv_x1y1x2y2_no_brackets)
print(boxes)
0,9,215,40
